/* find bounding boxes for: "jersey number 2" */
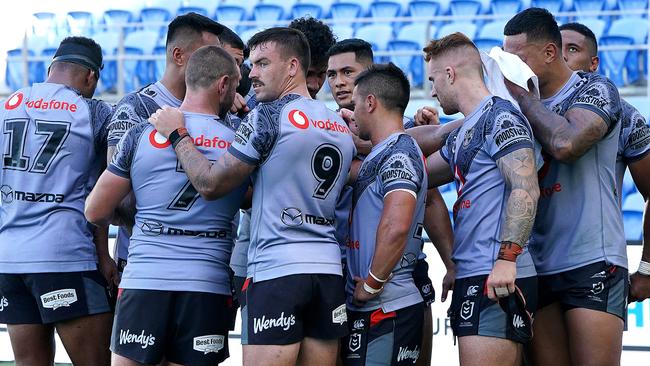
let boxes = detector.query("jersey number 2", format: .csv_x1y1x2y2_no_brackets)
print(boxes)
311,143,343,199
3,119,71,174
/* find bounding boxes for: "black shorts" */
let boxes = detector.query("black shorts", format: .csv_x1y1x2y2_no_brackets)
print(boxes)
241,274,348,345
538,261,629,320
413,258,435,307
111,289,232,365
0,271,112,325
448,275,537,344
117,258,127,275
341,303,424,366
231,275,246,331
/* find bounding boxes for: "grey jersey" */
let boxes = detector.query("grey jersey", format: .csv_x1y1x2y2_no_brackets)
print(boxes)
108,112,246,294
0,83,112,273
534,71,625,274
229,94,355,282
440,96,537,279
346,133,426,312
107,82,182,262
230,208,251,278
616,99,650,202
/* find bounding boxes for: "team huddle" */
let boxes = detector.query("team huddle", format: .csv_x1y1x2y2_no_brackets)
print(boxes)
0,6,649,366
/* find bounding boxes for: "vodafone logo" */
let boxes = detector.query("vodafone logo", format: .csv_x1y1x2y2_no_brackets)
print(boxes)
288,109,309,129
149,129,170,149
5,92,23,110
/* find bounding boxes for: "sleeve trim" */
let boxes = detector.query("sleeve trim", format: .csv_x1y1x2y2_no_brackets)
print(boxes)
384,188,417,199
492,141,534,161
107,164,130,179
228,146,260,165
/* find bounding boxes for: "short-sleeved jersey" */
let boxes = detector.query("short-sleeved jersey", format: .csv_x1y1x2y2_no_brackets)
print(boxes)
108,112,246,294
230,208,251,278
346,133,427,312
0,83,112,273
440,96,537,279
616,99,650,201
533,71,625,274
229,94,355,282
107,82,182,262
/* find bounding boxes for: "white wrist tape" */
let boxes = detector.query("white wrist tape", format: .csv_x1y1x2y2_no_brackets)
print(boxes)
363,282,382,294
638,260,650,276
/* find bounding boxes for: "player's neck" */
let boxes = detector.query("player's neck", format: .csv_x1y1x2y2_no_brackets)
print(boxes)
279,79,311,100
160,70,187,101
539,61,574,99
456,81,491,117
370,116,404,147
179,92,218,116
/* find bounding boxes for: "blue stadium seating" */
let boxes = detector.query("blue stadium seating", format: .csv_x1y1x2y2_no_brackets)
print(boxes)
370,1,403,19
580,18,606,39
239,28,264,44
618,0,648,17
437,22,478,38
252,5,284,26
599,35,635,86
478,20,507,39
407,0,441,18
139,7,171,35
387,40,424,86
291,3,323,19
355,24,395,53
622,169,637,198
624,192,645,212
122,47,145,92
491,0,522,15
152,45,166,82
215,5,247,33
331,24,355,40
608,17,648,83
5,49,40,91
474,38,502,51
31,12,57,38
623,211,643,240
574,0,606,18
176,6,210,17
449,0,482,17
102,10,134,33
396,22,437,47
90,30,121,92
66,11,94,36
263,0,297,16
532,0,564,11
330,3,363,25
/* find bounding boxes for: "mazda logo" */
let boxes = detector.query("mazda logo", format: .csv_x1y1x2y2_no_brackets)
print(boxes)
141,219,164,236
0,185,13,204
281,207,303,227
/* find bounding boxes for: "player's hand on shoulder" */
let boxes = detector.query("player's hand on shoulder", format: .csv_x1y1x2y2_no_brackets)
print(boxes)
149,106,184,138
414,106,440,126
486,260,516,301
629,272,650,303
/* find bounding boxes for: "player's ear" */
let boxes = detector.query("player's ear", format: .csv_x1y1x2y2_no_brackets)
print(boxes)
590,55,600,73
544,42,559,64
287,57,299,78
446,66,455,85
217,75,229,95
366,94,377,113
171,46,184,67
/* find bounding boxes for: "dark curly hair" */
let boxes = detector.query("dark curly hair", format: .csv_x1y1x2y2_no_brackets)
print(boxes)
289,16,336,69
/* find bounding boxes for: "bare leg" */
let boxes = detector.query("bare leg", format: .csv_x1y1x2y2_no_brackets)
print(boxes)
244,343,301,366
458,335,521,366
7,323,55,366
527,302,571,366
56,312,113,366
297,337,339,366
565,308,623,366
416,306,433,366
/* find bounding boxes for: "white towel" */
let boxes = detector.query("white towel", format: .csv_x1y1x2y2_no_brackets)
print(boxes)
480,47,540,111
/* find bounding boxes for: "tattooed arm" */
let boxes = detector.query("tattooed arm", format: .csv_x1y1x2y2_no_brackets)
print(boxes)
173,138,254,200
506,80,613,163
486,147,539,301
496,147,540,246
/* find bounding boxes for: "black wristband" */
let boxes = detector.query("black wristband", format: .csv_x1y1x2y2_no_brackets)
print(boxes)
169,127,189,149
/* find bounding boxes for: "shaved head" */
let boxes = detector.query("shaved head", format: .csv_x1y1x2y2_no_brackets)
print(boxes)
423,32,484,80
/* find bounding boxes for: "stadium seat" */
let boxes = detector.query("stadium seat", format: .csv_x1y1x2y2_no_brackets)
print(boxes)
478,20,507,39
618,0,648,17
221,0,257,15
330,3,363,25
66,11,94,36
183,0,219,10
531,0,563,12
437,22,478,38
355,24,395,52
124,30,160,55
176,6,210,17
139,7,171,34
441,190,457,214
5,49,41,91
31,12,57,38
122,47,145,92
396,22,437,47
239,28,264,44
449,0,482,17
623,211,643,240
407,0,441,18
387,40,424,86
263,0,297,16
608,17,648,83
474,38,502,51
291,3,323,19
623,192,645,212
490,0,522,15
252,5,284,27
370,1,403,19
90,30,120,92
622,169,637,198
102,9,134,33
599,35,635,86
214,5,247,33
580,18,606,39
331,24,355,40
574,0,606,18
